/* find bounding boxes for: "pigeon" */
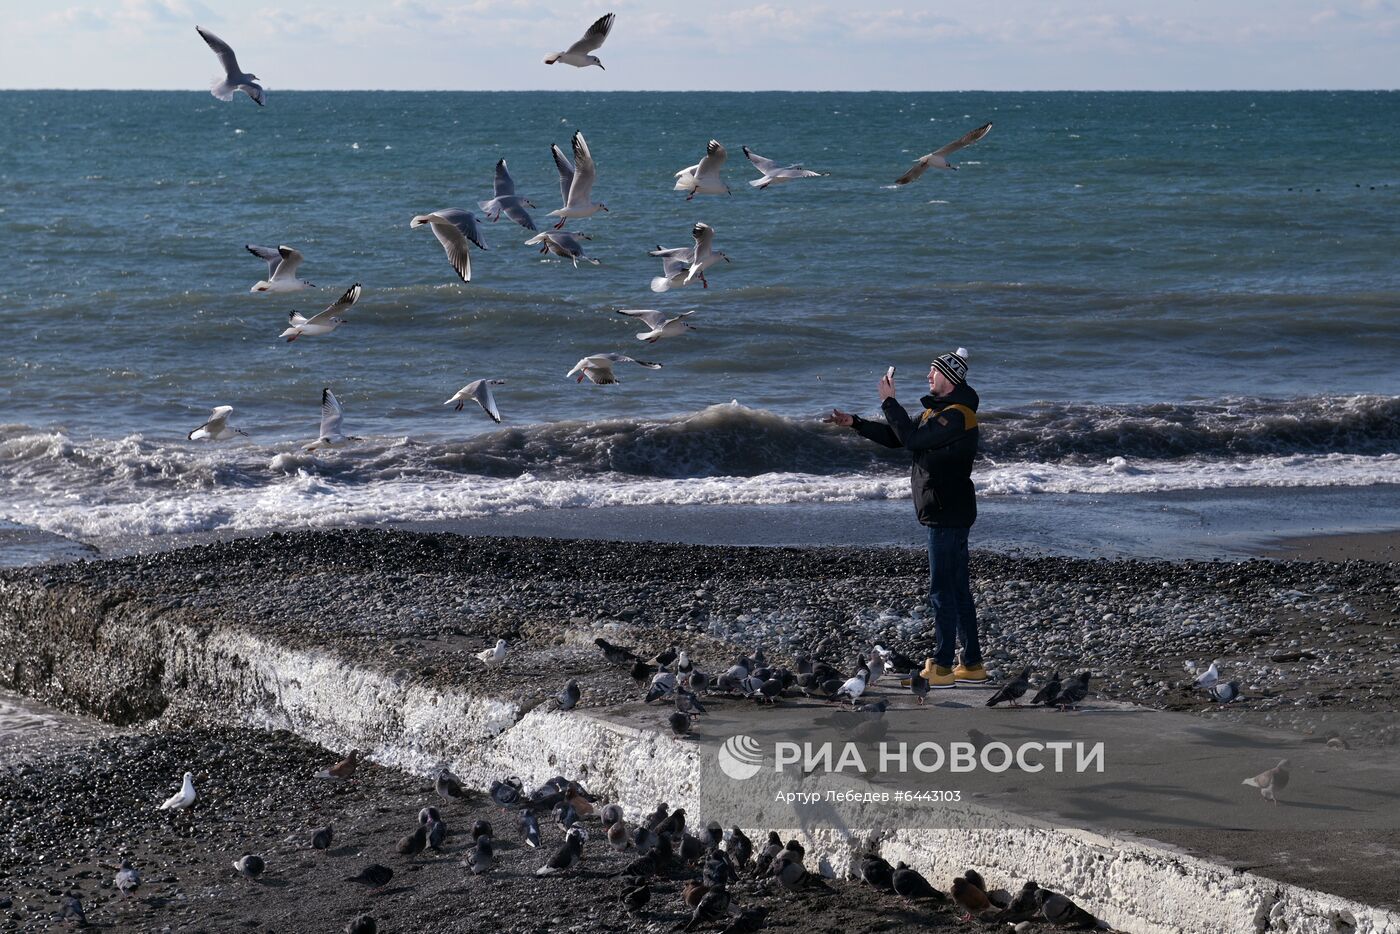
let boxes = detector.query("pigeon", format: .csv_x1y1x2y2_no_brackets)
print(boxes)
466,835,494,874
909,670,930,705
537,827,587,876
526,229,598,266
548,132,608,227
998,881,1042,923
564,786,596,819
683,884,733,929
596,638,641,665
545,13,615,68
419,806,441,825
651,646,679,668
1242,758,1290,804
654,807,686,839
681,222,730,288
894,121,992,184
743,145,827,189
1036,888,1098,928
158,772,196,811
721,907,769,933
646,671,678,703
726,827,753,869
643,802,670,830
987,666,1034,707
600,803,624,827
567,352,661,385
304,388,362,452
682,879,710,908
345,915,377,934
675,689,707,716
858,853,895,891
232,853,266,880
891,861,945,901
280,282,360,342
316,749,359,781
410,209,487,282
669,710,694,738
397,825,427,858
479,159,538,231
344,864,393,889
621,879,651,914
1210,680,1241,703
554,678,582,711
616,308,698,343
188,405,248,441
771,853,834,893
427,819,447,851
54,894,86,926
195,26,265,105
114,859,141,896
445,378,506,422
753,832,783,877
490,776,524,809
517,808,541,848
1030,671,1062,707
831,669,868,705
607,820,631,852
247,244,314,292
471,819,491,840
431,769,464,804
1056,671,1092,710
674,139,731,199
1193,661,1222,690
952,875,991,920
311,825,334,852
477,638,509,668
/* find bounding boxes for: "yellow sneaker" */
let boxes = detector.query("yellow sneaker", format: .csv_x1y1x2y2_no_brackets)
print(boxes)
953,663,990,684
920,658,956,689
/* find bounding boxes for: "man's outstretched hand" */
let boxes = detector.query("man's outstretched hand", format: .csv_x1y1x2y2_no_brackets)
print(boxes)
824,409,854,427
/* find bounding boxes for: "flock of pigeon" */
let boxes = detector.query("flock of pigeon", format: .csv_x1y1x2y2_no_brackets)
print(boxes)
186,15,995,449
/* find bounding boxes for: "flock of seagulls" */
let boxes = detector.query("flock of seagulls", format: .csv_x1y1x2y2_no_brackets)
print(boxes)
186,14,995,451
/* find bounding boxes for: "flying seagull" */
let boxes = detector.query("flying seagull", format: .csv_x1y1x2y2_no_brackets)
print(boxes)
743,146,826,189
188,405,248,441
549,131,608,227
682,222,729,288
247,244,314,292
674,139,731,199
894,121,992,184
305,388,361,452
445,377,506,423
195,26,265,106
526,229,598,267
279,283,361,342
545,13,615,69
479,160,538,232
410,210,487,282
615,309,697,343
647,246,692,294
567,353,661,385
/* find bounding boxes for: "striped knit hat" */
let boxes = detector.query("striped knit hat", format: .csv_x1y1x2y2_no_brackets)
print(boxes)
931,347,969,386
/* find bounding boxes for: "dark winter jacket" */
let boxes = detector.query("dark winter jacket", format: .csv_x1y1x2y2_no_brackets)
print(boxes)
852,383,980,528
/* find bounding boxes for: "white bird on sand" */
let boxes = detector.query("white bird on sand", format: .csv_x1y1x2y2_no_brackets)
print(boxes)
445,377,506,423
544,13,615,69
410,209,487,283
549,132,608,228
188,405,248,442
526,230,598,267
615,309,697,343
478,639,509,668
304,388,361,452
647,246,693,294
195,26,265,106
674,140,731,199
742,146,826,189
246,244,314,292
567,353,661,385
479,159,537,232
159,772,196,811
1242,758,1289,804
1192,660,1221,690
279,283,361,342
895,121,992,184
682,223,729,288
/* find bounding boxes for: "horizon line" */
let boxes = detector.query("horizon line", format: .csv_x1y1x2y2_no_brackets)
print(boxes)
1,87,1398,94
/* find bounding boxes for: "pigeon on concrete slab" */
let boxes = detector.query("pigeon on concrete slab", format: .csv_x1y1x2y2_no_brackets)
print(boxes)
1242,758,1290,804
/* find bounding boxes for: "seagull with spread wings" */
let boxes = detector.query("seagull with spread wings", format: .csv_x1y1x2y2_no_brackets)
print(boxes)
445,377,507,423
305,388,361,452
247,244,315,292
479,160,538,232
674,140,731,199
526,230,598,267
548,131,608,228
545,13,616,69
279,283,361,342
567,353,661,386
410,210,487,282
195,26,265,106
616,309,697,343
742,146,827,189
895,122,992,184
188,406,248,442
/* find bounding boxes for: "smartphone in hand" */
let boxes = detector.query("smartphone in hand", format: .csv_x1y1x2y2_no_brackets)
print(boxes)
885,366,896,380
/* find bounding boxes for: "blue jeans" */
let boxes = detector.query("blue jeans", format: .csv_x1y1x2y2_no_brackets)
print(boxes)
927,527,979,669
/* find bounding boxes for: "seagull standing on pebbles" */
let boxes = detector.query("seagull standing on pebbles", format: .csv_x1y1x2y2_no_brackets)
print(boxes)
305,388,361,452
479,159,537,231
279,283,361,342
615,309,697,343
674,140,731,199
445,377,506,423
410,210,487,283
894,122,992,184
549,132,608,228
743,146,827,189
188,405,247,441
477,639,509,667
544,13,615,69
526,229,598,267
566,353,662,385
247,245,314,292
1193,660,1221,690
195,26,265,106
158,772,196,811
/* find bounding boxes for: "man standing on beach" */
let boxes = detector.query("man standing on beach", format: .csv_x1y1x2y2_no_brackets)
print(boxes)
826,348,984,689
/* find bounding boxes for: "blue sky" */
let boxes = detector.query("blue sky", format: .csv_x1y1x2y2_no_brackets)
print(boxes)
1,0,1396,90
